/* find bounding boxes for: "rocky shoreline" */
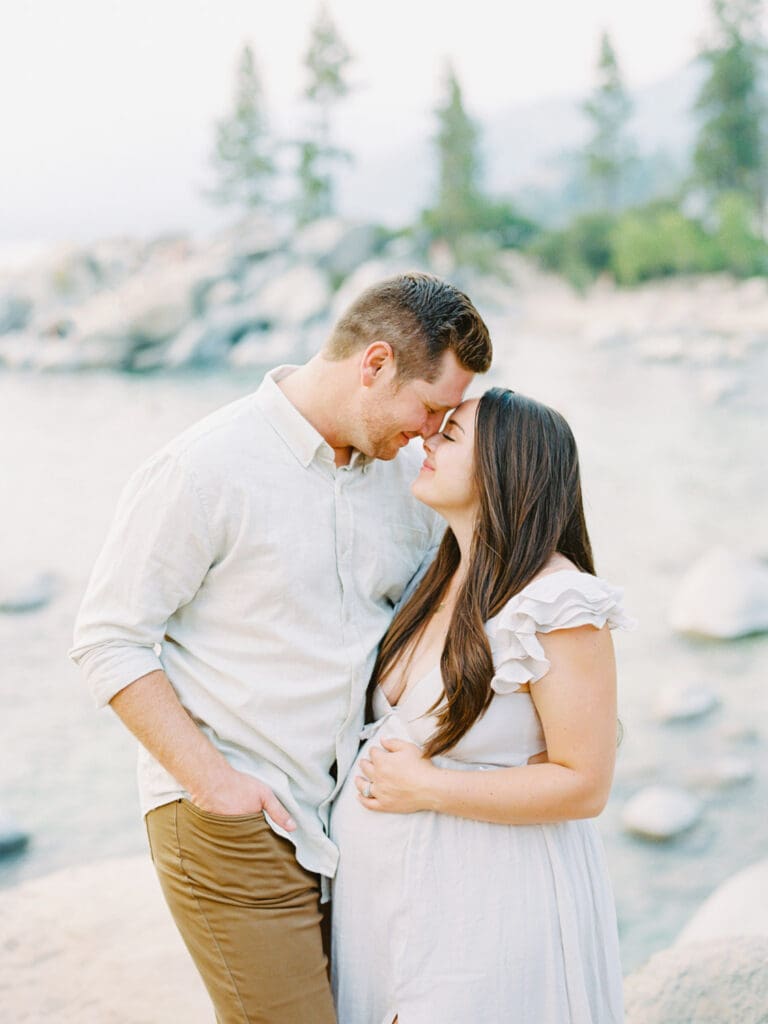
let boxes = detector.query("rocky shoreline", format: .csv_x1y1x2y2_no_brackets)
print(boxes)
1,216,767,383
1,853,765,1022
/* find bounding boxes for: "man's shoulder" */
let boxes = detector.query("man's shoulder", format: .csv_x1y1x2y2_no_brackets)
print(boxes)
170,392,258,448
156,391,270,471
121,392,266,500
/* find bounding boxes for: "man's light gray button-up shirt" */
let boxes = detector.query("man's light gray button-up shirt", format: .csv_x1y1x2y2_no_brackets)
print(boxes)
70,366,442,880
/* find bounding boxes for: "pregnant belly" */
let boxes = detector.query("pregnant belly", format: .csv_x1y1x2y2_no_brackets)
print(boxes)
333,738,399,836
331,711,420,854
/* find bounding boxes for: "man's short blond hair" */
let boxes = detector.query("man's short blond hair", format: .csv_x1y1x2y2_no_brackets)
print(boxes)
326,272,492,381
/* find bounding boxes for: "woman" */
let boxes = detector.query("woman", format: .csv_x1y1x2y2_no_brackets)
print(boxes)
331,388,632,1024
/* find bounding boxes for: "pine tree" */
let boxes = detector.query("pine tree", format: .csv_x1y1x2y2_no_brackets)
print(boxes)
423,63,484,245
295,5,353,225
210,45,275,209
693,0,767,219
583,32,634,211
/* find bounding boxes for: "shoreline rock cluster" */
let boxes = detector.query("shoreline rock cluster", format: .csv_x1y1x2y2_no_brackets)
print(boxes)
618,545,767,843
0,217,397,373
1,216,767,379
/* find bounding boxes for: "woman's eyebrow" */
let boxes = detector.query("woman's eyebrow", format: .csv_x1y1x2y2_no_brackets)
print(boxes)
444,418,465,434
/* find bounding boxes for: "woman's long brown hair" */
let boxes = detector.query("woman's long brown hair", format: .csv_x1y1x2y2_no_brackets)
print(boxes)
367,388,596,757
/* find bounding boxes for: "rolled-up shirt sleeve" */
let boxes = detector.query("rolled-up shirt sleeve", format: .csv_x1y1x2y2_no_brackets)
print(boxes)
69,450,216,708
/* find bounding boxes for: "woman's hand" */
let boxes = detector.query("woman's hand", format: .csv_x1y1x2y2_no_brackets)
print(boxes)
355,738,440,813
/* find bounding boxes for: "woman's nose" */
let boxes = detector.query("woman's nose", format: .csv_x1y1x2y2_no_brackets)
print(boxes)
423,433,439,453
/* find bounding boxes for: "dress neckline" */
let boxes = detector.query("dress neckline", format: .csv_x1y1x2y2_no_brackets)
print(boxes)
378,570,595,710
378,663,441,710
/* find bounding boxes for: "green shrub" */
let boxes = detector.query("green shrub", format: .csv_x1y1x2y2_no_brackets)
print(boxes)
610,205,718,284
471,200,540,250
711,191,768,277
528,195,768,285
421,197,540,261
529,212,617,288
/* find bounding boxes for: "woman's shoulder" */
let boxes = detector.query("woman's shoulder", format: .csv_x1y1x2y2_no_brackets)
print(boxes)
484,563,634,693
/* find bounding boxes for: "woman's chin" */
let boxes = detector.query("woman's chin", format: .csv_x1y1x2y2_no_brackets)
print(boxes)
411,477,436,509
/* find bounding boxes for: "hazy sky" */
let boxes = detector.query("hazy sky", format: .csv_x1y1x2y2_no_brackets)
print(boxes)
0,0,750,250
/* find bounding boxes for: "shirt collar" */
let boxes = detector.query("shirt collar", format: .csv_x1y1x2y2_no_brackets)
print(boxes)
254,365,371,472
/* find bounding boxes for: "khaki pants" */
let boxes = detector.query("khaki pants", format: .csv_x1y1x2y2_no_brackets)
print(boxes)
146,799,336,1024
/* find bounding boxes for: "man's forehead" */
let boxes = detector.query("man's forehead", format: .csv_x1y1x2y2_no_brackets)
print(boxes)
416,353,474,408
420,372,473,409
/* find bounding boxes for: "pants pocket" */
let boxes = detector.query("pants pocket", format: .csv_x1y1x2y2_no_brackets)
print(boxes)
175,798,312,907
179,798,268,827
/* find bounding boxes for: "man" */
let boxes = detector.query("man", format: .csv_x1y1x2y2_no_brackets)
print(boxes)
70,272,492,1023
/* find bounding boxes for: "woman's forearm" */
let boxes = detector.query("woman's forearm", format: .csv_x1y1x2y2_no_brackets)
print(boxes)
423,760,611,824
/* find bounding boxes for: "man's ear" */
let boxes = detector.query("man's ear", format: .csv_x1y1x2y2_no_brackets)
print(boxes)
360,342,395,387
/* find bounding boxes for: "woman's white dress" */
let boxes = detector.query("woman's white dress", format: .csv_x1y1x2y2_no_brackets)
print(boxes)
331,570,632,1024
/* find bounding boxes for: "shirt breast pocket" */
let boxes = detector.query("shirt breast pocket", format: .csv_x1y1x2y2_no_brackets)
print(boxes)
360,521,431,606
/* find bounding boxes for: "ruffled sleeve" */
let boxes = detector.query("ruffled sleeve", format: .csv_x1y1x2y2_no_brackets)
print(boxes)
485,571,635,694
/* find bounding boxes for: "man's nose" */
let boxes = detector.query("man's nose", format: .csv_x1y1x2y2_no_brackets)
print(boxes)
422,411,444,436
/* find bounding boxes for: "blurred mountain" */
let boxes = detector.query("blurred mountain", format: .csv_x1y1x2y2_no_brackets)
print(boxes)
337,61,704,227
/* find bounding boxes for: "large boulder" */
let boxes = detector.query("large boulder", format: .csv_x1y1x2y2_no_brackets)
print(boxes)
0,331,39,370
225,212,290,262
0,812,29,857
635,332,687,363
624,936,768,1024
29,249,231,369
228,328,305,369
330,258,415,320
160,319,224,369
654,682,720,723
0,572,60,613
163,294,271,368
621,785,702,841
677,859,768,944
255,263,331,327
669,547,768,639
238,253,294,302
0,856,209,1023
43,245,105,303
0,292,32,334
293,218,382,278
690,755,755,789
42,336,139,372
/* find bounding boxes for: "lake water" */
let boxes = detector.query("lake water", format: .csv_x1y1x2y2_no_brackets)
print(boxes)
1,318,766,973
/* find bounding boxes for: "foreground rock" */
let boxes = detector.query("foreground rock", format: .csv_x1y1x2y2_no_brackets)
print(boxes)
677,859,768,943
0,856,208,1023
624,859,768,1021
0,572,59,613
624,936,768,1024
0,813,29,857
654,682,719,723
669,547,768,639
622,785,702,841
690,755,755,789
